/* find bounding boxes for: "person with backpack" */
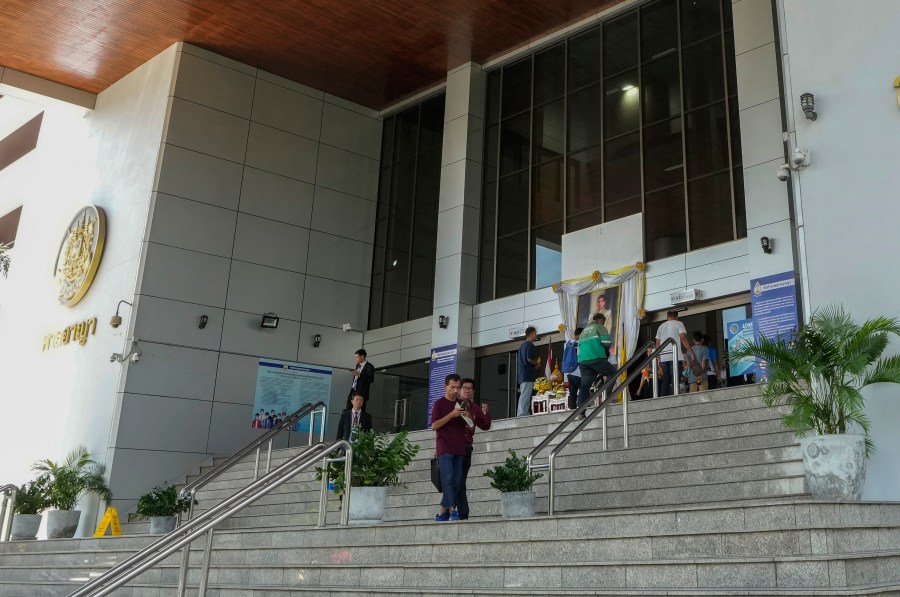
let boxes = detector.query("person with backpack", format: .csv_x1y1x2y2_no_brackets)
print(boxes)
562,327,583,409
575,313,617,416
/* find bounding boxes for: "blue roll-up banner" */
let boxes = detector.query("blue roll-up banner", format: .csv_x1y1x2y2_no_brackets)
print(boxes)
750,271,800,381
426,345,457,427
727,318,758,378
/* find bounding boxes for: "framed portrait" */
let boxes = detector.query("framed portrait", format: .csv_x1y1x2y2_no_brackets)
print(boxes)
576,285,622,354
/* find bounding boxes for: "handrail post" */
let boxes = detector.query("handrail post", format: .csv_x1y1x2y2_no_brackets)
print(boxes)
317,457,328,528
253,446,261,481
547,453,556,516
197,528,215,597
622,385,629,448
673,346,680,396
652,355,659,398
341,447,352,526
319,406,326,444
265,439,273,474
0,488,15,542
601,391,608,451
308,410,315,446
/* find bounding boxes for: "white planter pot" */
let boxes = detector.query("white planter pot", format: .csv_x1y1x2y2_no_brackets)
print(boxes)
347,486,387,525
801,434,867,501
149,515,177,534
10,514,42,540
47,510,82,539
499,490,536,519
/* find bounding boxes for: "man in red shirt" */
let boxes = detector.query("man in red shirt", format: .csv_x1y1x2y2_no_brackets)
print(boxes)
430,374,469,522
457,378,491,520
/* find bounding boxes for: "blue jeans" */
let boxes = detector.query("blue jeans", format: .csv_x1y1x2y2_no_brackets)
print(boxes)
517,381,534,417
438,453,464,510
576,359,618,409
455,446,473,519
660,361,675,396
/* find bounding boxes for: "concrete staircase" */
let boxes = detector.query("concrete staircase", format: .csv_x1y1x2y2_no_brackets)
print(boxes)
2,384,899,596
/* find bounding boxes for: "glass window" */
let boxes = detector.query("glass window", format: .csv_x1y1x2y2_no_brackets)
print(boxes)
682,36,725,110
641,53,680,124
604,132,641,203
500,112,531,175
643,117,683,192
497,171,530,236
641,0,678,62
567,82,602,153
502,58,532,118
486,70,502,126
532,158,563,227
567,145,602,219
603,13,638,75
496,232,528,297
532,99,565,164
688,171,733,250
685,102,729,178
681,0,722,46
534,44,565,105
604,70,640,139
568,26,603,90
645,185,686,260
532,222,564,289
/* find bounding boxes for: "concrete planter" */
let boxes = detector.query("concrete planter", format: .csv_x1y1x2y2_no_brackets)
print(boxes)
348,486,387,525
149,515,177,535
499,490,536,519
801,434,867,501
10,514,42,540
47,510,81,539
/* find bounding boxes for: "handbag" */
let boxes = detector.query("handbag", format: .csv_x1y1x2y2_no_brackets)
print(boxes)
430,457,442,492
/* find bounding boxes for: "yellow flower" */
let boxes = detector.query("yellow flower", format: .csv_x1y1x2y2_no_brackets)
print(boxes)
635,261,646,271
592,271,601,281
557,323,566,333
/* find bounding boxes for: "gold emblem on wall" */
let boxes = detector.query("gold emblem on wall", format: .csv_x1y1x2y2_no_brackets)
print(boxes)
54,206,106,306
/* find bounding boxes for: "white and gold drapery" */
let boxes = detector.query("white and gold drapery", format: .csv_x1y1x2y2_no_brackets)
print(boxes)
552,262,647,369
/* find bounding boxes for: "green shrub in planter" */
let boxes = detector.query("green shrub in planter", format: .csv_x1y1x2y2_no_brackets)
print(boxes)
483,449,543,493
135,483,196,518
316,430,419,496
13,476,51,515
32,445,112,510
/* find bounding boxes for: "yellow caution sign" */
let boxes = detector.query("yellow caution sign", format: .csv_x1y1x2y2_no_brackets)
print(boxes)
93,507,122,537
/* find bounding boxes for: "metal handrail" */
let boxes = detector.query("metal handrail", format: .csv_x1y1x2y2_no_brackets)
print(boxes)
0,484,18,542
527,338,676,515
68,440,352,597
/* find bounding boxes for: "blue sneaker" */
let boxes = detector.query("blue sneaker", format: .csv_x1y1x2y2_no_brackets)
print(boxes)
434,512,450,522
449,510,460,522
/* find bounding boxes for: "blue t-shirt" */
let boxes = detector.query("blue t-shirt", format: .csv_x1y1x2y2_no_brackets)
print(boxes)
517,340,536,383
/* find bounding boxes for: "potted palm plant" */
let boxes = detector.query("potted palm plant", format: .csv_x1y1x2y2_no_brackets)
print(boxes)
484,449,543,518
10,476,51,540
33,446,112,538
316,430,419,524
731,306,900,501
136,483,196,534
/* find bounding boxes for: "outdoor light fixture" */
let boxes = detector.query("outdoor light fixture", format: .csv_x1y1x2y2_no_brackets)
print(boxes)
199,315,208,329
760,236,773,254
109,300,133,328
800,92,817,120
438,315,449,329
261,312,280,329
313,334,321,347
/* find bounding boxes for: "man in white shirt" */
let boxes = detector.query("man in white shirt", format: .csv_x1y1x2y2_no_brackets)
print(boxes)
654,310,695,396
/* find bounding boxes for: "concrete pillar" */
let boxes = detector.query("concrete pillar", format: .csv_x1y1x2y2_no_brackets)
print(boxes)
431,63,486,377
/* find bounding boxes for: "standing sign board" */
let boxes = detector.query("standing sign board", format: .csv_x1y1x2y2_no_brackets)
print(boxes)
750,271,800,381
426,345,457,427
726,318,758,378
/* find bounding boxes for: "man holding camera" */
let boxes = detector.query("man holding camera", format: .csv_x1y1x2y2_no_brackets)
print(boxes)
430,374,474,522
456,378,491,520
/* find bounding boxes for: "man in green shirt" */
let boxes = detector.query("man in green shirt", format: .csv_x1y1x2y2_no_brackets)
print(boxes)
575,312,618,412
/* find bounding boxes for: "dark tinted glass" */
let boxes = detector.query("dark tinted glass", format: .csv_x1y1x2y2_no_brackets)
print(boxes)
682,36,725,110
644,185,687,260
532,158,563,227
729,96,742,166
534,44,565,104
567,145,602,217
382,291,407,326
604,132,641,203
567,82,602,152
680,0,721,45
685,102,729,178
604,70,640,138
603,13,638,75
641,0,678,62
502,58,532,117
497,171,530,236
499,112,531,175
380,116,395,167
486,69,502,125
568,26,603,90
484,124,499,182
391,158,416,213
734,167,746,238
415,146,442,206
566,208,602,234
531,221,564,289
532,99,565,164
642,54,680,124
688,171,733,249
395,107,419,161
419,95,446,150
605,195,642,222
495,232,528,298
643,117,684,191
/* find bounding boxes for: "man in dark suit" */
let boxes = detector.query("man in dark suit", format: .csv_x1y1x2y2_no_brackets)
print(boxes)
346,349,375,412
336,393,372,441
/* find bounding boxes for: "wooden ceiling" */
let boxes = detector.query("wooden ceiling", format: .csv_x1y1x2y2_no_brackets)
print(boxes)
0,0,625,110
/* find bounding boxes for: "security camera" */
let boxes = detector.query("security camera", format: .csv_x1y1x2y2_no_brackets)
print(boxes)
130,352,141,363
776,164,791,182
109,353,119,363
790,148,809,168
109,315,123,328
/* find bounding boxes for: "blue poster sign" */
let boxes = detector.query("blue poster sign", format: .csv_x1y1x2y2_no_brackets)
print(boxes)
726,318,758,377
252,359,332,433
750,271,800,344
426,345,457,427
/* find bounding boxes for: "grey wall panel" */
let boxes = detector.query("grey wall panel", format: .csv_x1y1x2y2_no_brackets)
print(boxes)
173,52,256,118
107,447,210,500
213,353,261,405
245,122,319,183
296,323,364,369
310,186,376,242
225,260,306,321
305,230,373,286
301,276,369,329
148,193,237,258
239,167,314,228
251,79,323,140
164,97,249,163
320,103,382,160
141,242,231,307
133,295,224,351
155,144,243,210
207,401,265,454
232,213,310,273
220,309,301,361
114,393,213,453
315,145,379,201
123,342,219,401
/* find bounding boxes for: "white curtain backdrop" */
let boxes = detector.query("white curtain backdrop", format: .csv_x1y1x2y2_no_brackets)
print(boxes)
553,263,647,370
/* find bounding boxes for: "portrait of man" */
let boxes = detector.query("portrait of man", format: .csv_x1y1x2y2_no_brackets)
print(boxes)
576,285,620,352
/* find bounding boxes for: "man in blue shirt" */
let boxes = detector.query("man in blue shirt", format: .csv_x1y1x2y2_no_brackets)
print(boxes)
516,327,540,417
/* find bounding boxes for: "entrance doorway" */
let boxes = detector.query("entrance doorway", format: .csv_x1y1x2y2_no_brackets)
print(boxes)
367,360,429,433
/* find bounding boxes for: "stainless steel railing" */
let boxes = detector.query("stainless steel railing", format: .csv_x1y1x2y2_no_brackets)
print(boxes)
173,400,326,595
527,338,677,515
68,440,352,597
0,485,17,542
